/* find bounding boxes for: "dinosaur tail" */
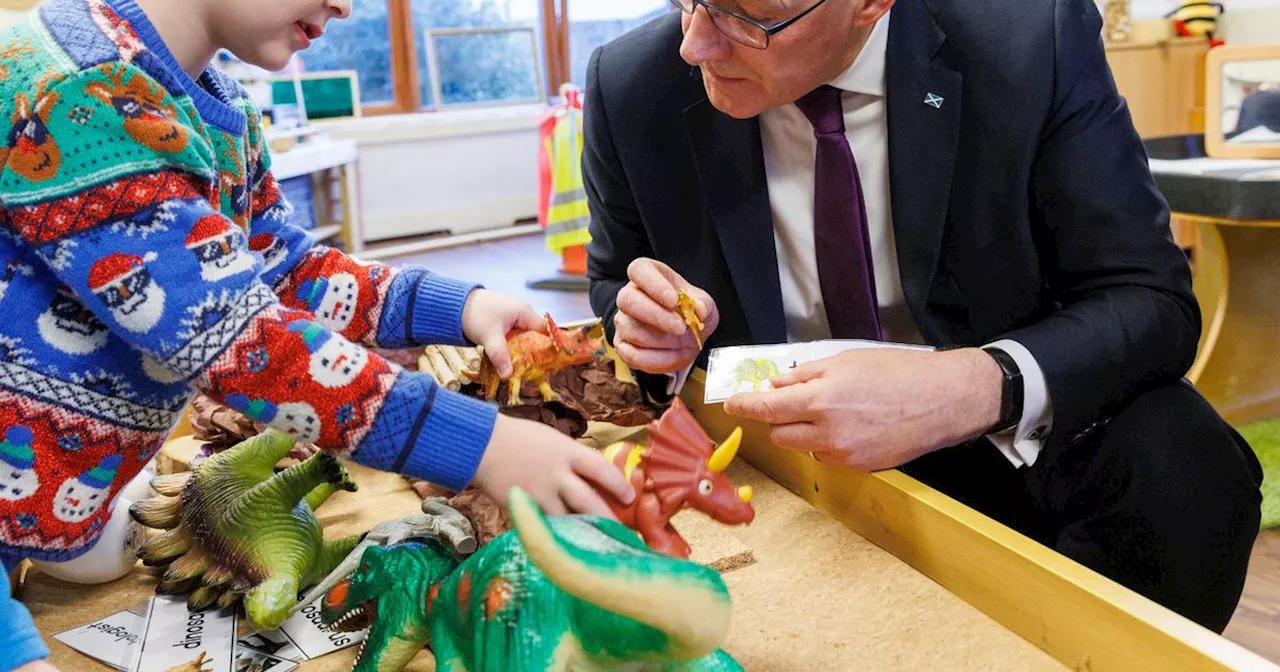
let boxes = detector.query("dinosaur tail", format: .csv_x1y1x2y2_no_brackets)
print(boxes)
508,488,732,662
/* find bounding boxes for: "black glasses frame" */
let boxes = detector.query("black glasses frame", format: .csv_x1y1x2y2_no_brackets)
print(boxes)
668,0,830,49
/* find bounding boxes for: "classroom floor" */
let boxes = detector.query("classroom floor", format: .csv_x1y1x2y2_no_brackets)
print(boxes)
385,231,1280,663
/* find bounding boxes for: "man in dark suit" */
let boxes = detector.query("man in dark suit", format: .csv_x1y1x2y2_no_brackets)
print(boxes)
582,0,1263,631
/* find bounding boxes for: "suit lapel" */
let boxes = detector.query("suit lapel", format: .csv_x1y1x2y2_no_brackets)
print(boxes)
684,95,787,345
886,0,963,320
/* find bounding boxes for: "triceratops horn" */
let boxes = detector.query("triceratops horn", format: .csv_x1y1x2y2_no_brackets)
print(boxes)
708,426,743,473
545,313,566,351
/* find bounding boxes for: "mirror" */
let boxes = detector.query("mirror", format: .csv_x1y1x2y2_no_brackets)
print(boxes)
1206,45,1280,159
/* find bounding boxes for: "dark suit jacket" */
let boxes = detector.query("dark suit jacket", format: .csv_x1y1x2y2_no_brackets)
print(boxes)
582,0,1199,451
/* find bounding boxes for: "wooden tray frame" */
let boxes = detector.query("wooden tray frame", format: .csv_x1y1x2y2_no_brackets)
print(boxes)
681,369,1278,672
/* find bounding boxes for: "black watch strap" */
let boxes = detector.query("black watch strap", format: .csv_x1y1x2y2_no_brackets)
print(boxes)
983,347,1023,434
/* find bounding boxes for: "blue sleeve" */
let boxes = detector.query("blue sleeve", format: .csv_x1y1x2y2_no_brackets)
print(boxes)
1,558,50,672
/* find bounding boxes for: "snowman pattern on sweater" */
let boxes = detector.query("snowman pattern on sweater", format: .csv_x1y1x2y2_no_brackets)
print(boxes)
296,274,359,331
288,320,368,388
87,252,166,334
224,394,321,444
53,454,122,523
0,426,39,502
37,286,111,355
249,233,289,275
185,215,255,282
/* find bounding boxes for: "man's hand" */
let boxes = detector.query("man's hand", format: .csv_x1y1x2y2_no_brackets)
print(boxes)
722,348,1004,471
613,258,718,374
471,414,636,517
460,289,544,378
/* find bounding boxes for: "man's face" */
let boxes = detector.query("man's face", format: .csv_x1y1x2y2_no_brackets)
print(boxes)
678,0,889,119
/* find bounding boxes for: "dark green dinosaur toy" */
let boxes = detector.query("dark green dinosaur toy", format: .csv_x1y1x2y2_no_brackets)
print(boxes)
320,487,743,671
130,429,364,631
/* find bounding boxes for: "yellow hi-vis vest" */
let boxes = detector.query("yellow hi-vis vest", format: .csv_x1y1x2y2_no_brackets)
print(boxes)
543,85,591,254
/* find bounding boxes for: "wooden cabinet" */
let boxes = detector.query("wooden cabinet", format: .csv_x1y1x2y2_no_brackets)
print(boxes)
1105,37,1209,138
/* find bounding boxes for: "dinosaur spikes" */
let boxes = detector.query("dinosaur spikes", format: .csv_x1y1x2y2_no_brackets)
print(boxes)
137,525,190,565
215,588,241,610
645,450,703,475
156,575,199,596
162,548,208,583
150,472,192,497
130,494,182,529
188,585,221,612
202,564,233,588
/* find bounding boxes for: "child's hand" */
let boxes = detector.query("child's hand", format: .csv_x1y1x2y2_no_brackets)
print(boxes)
471,415,635,517
460,289,544,378
15,661,62,672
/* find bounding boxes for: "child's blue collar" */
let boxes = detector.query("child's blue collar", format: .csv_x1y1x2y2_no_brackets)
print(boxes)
103,0,248,136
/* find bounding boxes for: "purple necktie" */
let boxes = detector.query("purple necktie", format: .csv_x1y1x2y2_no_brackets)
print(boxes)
795,85,882,341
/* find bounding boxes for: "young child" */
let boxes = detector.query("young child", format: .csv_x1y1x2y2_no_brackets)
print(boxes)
0,0,634,669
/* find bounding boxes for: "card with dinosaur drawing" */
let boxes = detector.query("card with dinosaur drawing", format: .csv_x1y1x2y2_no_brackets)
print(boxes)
703,340,934,404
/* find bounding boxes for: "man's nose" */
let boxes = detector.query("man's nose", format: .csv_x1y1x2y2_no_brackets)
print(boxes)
680,5,732,66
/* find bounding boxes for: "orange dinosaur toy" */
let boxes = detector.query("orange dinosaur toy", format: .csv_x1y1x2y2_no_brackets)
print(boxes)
601,398,755,558
464,313,604,406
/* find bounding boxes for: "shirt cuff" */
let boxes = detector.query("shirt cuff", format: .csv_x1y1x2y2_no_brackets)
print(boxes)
352,371,497,492
665,362,696,397
401,388,497,491
983,339,1054,468
409,271,482,346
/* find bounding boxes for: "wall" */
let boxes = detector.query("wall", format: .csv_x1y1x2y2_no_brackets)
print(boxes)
324,106,543,242
1129,0,1280,18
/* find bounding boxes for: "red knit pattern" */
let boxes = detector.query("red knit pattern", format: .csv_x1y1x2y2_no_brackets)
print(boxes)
195,304,395,449
0,390,163,555
10,170,203,244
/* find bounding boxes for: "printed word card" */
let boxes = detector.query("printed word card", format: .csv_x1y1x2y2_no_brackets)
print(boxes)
53,610,145,671
130,595,237,672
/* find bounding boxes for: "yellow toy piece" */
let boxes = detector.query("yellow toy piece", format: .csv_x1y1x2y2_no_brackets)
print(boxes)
676,290,705,349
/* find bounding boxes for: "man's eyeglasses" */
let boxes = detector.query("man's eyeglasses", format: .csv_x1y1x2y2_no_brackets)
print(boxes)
667,0,829,50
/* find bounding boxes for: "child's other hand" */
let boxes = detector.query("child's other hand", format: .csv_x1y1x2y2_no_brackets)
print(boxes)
471,415,635,518
460,289,543,378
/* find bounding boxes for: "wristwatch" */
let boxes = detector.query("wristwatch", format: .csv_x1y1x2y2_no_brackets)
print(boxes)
982,347,1023,434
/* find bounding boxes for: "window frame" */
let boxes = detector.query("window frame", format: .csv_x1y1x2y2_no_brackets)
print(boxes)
362,0,570,116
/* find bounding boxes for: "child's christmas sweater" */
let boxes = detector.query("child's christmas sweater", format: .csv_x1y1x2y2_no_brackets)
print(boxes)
0,0,499,563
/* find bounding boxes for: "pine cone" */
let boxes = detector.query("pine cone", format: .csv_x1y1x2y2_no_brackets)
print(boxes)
188,394,258,449
188,395,317,461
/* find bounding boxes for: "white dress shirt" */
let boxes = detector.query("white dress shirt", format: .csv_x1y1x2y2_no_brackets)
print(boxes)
757,11,1052,467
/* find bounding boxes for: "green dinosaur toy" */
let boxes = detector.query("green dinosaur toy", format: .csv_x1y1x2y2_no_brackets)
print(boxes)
130,429,364,631
320,488,743,672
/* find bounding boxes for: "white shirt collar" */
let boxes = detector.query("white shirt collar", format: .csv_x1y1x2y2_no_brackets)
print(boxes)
827,10,890,97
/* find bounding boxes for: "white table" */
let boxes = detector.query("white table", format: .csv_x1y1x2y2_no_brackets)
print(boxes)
270,137,364,253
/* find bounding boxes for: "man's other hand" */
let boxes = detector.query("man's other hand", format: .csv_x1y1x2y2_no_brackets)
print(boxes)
722,347,1004,470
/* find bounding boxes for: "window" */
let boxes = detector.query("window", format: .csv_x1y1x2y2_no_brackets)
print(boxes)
292,0,669,115
567,1,670,87
412,0,543,109
295,1,395,105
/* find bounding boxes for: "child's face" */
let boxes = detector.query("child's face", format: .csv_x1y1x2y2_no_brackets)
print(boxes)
212,0,352,72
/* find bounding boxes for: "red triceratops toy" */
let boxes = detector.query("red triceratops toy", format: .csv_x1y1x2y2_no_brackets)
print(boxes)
601,398,755,558
464,313,604,406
